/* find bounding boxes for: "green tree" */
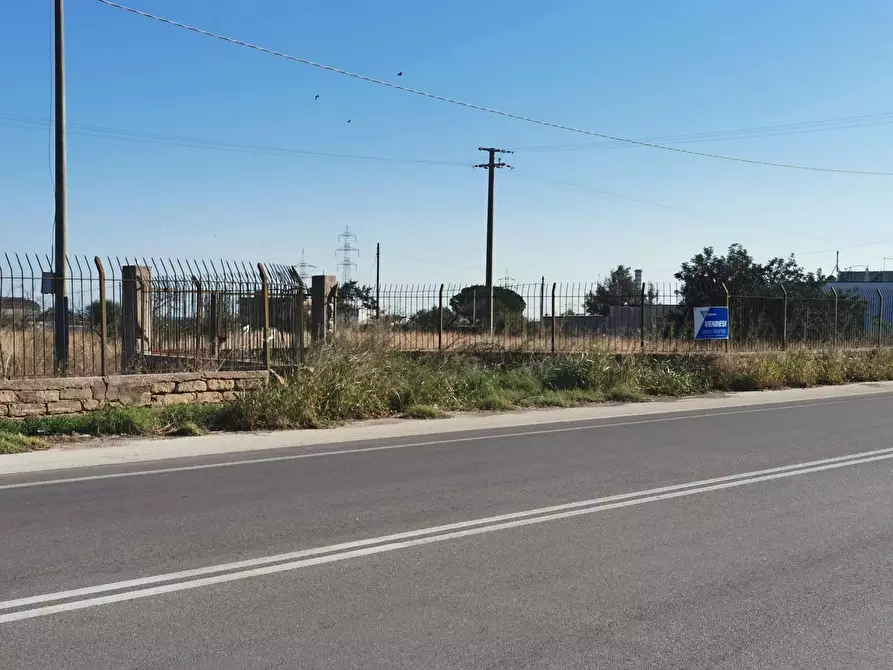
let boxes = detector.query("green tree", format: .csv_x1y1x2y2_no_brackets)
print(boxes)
85,300,123,338
336,281,378,316
584,265,657,316
673,243,861,344
408,306,454,332
449,285,526,333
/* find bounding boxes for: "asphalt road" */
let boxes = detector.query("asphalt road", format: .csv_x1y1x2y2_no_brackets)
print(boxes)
3,393,893,668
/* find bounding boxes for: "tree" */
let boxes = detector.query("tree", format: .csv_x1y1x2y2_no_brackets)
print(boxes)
584,265,656,316
449,285,526,333
672,243,859,344
336,281,377,316
408,306,454,332
85,300,123,337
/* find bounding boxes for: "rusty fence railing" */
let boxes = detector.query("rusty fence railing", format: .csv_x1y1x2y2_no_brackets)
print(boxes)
371,280,893,354
4,256,893,379
1,253,306,379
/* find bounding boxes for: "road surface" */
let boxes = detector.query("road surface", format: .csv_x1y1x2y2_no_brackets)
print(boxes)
3,393,893,668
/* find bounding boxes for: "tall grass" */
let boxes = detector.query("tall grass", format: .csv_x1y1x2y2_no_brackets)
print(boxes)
4,335,893,452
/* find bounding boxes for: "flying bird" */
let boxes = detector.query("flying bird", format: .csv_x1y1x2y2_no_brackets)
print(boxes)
315,94,319,100
347,119,351,123
397,72,403,77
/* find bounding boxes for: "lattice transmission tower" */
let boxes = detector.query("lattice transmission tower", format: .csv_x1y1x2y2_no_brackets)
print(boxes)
336,226,359,284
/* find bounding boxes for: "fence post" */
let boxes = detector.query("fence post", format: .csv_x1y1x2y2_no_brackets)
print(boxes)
831,287,838,348
722,282,730,353
472,287,477,329
780,284,788,351
298,282,306,364
258,263,271,370
539,276,545,337
551,283,557,353
122,264,152,371
638,282,646,351
192,277,203,365
877,288,884,348
94,256,107,377
438,284,444,351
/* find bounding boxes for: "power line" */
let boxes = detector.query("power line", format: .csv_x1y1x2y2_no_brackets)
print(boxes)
0,112,470,167
514,112,893,153
514,170,892,261
510,171,785,231
94,0,893,176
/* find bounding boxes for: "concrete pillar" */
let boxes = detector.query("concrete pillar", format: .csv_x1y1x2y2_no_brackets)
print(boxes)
311,275,337,342
122,265,152,369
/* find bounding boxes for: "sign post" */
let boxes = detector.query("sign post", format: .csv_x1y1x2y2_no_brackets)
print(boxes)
694,306,729,340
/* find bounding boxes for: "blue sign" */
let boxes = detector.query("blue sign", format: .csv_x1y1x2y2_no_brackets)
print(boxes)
694,306,729,340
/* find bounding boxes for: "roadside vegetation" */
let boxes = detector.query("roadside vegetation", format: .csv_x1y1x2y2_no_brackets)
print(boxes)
4,337,893,453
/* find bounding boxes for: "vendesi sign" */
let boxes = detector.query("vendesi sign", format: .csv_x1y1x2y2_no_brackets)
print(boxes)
694,306,729,340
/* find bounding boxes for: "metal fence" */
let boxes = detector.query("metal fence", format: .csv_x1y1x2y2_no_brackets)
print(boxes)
1,254,305,379
371,281,893,354
5,254,893,380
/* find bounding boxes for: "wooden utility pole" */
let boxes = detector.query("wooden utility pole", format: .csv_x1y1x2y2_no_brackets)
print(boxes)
53,0,69,372
474,147,512,335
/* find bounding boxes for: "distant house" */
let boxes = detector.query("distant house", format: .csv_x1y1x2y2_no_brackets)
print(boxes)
0,297,41,316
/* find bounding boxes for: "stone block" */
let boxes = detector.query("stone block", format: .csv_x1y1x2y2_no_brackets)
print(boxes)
0,391,16,403
60,388,93,400
175,380,207,393
234,378,266,391
222,391,242,402
17,389,60,403
206,378,235,391
47,400,83,414
153,393,196,406
151,382,176,394
195,391,223,404
0,404,9,417
9,403,47,417
82,399,102,411
117,389,152,407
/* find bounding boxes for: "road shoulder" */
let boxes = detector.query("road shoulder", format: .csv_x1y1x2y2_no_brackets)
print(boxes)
2,381,892,475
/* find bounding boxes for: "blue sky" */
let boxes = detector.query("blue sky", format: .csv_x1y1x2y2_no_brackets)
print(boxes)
3,0,893,287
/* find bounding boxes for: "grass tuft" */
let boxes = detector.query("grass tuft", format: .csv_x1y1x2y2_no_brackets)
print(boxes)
402,404,449,420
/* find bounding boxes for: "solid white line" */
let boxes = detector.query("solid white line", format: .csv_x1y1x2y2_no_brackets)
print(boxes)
4,449,893,623
3,443,893,618
0,397,871,490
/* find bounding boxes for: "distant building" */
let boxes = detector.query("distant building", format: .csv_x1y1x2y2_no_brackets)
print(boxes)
826,270,893,331
0,297,40,316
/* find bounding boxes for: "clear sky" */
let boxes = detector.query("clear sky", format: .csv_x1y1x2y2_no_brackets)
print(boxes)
3,0,893,287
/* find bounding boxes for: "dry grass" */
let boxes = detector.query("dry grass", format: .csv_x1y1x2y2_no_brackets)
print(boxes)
0,326,300,378
335,327,835,356
0,328,111,377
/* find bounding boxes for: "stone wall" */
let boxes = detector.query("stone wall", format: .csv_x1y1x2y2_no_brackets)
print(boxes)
0,371,269,417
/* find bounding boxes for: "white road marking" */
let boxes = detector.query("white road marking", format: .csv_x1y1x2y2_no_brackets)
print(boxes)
3,444,893,623
0,397,870,490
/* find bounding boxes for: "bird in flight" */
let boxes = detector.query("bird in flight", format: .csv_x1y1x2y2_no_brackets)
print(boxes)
397,72,403,77
315,94,319,100
347,119,351,123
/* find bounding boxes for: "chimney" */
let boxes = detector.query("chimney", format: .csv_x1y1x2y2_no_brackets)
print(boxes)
634,269,643,286
866,268,871,282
